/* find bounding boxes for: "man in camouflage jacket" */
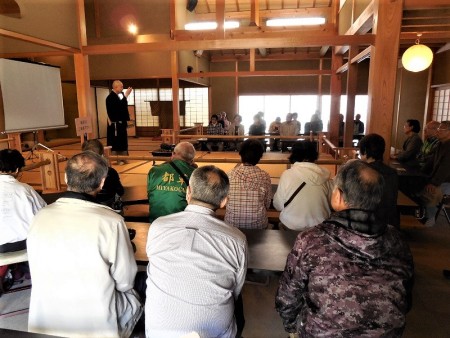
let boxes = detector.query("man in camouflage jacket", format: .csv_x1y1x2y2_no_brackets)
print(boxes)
276,160,414,337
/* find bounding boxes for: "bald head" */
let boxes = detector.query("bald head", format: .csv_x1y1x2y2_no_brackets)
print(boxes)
334,160,384,211
172,142,196,164
112,80,124,94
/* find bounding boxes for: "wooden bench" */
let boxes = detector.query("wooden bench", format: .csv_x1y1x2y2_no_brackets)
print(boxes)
126,222,150,262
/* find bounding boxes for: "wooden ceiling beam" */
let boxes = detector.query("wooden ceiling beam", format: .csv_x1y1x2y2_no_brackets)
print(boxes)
335,0,374,55
404,0,450,9
400,31,450,43
0,28,80,53
0,51,74,58
193,7,331,21
210,51,324,62
179,69,332,78
174,23,336,40
82,33,374,55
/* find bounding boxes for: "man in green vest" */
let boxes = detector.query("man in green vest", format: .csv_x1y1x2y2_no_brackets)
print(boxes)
147,142,197,222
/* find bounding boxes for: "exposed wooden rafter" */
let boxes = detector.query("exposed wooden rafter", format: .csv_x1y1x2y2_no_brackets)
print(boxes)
0,28,80,53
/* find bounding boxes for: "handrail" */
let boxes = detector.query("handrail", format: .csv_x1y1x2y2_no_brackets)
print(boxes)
177,134,319,140
103,154,343,166
22,159,51,171
179,126,199,134
0,138,14,144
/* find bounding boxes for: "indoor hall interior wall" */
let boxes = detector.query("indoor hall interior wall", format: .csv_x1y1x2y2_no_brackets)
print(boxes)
178,51,210,87
392,66,429,149
210,63,238,120
0,0,78,54
88,52,172,80
432,50,450,86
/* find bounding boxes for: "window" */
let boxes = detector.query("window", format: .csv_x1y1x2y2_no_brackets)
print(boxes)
133,87,209,127
238,94,368,133
432,87,450,122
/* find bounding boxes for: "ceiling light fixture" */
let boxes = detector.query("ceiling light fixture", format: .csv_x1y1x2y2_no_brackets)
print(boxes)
184,21,240,30
128,23,138,35
266,17,325,27
401,33,433,72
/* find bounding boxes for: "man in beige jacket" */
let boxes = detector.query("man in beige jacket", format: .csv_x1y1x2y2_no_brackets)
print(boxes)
28,151,142,338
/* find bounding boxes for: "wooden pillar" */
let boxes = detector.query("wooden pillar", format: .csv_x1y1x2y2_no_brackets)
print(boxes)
329,49,343,146
216,0,225,39
344,46,359,147
367,0,403,163
6,132,22,151
171,50,180,142
39,152,61,192
74,54,94,143
235,61,239,114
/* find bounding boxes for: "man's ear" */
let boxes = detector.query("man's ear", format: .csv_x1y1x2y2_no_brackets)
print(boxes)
64,173,68,185
331,187,346,211
219,196,228,209
186,185,192,203
99,177,106,190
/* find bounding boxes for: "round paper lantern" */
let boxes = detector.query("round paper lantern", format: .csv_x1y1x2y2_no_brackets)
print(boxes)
401,44,434,72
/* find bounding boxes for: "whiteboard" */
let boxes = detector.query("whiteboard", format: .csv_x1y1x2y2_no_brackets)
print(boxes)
0,59,67,133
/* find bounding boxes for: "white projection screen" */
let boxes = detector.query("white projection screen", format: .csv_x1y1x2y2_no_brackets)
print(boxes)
0,59,66,133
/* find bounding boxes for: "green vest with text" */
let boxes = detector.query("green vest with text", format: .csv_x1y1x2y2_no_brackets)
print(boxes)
147,159,195,222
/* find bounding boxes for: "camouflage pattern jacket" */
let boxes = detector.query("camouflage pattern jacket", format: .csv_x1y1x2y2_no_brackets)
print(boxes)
275,209,414,337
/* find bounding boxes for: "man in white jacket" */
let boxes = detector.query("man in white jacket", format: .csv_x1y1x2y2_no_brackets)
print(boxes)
273,141,333,231
28,151,143,338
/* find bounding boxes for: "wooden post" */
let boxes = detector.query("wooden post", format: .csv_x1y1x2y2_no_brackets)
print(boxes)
161,129,173,144
194,123,203,135
39,152,61,192
344,45,359,147
367,0,403,163
6,132,22,151
171,51,180,137
329,49,343,146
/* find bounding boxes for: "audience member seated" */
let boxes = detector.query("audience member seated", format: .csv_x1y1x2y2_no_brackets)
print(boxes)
279,113,299,152
276,160,414,337
292,112,301,135
206,114,225,151
218,111,231,134
353,113,365,140
225,139,272,229
147,142,196,222
249,113,266,151
268,116,282,151
27,151,143,337
0,149,46,292
417,120,440,167
304,112,323,135
359,134,400,228
257,111,267,131
273,141,333,231
418,120,450,227
145,165,247,338
391,119,423,167
82,139,124,209
228,114,245,151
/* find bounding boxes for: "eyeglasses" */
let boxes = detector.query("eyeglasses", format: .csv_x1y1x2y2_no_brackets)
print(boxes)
437,127,449,131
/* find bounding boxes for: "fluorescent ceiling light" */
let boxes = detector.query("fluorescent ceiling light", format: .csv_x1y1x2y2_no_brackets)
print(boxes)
185,21,240,30
266,17,325,27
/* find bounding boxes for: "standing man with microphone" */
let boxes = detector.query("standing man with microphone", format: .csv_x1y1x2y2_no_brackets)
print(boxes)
106,80,131,165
